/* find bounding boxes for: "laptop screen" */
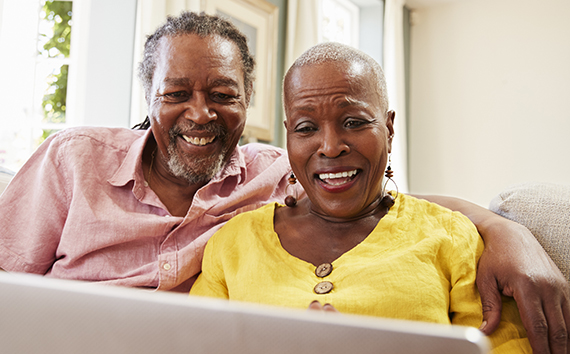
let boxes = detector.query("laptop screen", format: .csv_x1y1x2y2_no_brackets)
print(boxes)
0,271,489,354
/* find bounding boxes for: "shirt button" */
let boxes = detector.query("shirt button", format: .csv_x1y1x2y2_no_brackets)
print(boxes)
315,263,333,277
163,263,171,271
314,281,333,294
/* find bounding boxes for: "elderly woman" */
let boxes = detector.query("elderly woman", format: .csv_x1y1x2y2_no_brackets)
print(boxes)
190,43,530,353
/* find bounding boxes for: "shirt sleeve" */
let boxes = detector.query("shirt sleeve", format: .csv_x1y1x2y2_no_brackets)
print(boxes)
0,133,70,273
448,211,531,354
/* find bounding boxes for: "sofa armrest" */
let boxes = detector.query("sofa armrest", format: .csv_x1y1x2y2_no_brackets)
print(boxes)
489,182,570,281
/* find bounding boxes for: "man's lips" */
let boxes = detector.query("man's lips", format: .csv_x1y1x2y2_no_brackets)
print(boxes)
181,134,215,146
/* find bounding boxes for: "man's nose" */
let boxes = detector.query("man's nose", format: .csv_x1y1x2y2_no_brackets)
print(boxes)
183,92,217,124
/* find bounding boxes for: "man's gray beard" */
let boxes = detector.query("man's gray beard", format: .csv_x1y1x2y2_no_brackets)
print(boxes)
166,143,228,184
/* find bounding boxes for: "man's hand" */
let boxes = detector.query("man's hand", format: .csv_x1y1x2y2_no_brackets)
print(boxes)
477,219,570,354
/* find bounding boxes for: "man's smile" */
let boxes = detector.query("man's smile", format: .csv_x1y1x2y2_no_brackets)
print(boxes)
182,135,216,146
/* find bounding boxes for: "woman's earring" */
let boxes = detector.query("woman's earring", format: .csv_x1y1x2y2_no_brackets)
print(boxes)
285,172,298,207
381,154,399,208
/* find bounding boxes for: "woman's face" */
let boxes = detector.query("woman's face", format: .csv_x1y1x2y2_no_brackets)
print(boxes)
284,61,394,219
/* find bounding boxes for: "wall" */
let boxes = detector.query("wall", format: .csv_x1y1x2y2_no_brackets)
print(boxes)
74,0,138,128
407,0,570,206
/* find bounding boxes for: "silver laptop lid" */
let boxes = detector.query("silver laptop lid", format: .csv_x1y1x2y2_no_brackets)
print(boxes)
0,272,490,354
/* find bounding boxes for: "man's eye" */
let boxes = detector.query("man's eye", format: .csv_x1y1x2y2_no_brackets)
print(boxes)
212,92,238,102
163,91,188,101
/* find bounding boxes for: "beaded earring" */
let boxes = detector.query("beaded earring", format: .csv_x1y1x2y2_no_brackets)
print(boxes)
381,154,398,208
284,172,298,207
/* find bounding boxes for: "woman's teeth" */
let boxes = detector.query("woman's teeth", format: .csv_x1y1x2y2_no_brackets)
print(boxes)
182,135,215,146
318,170,358,180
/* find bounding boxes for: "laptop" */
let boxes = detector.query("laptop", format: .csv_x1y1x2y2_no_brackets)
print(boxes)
0,271,490,354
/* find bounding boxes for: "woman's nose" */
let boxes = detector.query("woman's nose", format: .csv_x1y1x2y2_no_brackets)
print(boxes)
317,128,349,158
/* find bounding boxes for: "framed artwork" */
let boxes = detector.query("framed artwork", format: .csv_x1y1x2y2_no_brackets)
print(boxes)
201,0,279,142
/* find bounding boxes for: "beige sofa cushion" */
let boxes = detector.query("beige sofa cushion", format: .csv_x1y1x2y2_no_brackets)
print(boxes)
489,182,570,281
0,167,14,196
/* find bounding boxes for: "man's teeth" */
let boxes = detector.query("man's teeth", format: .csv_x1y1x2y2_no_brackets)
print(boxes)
318,170,358,180
182,135,215,146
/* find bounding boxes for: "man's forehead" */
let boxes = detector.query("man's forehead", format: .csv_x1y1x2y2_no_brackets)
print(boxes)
157,34,240,60
154,34,244,80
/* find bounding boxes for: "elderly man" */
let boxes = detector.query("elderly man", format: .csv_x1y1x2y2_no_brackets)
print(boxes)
0,11,567,354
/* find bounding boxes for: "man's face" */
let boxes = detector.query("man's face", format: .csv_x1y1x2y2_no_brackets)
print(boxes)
148,34,248,184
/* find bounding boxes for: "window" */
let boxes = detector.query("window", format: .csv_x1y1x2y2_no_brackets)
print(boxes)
0,0,135,172
318,0,360,47
36,0,74,142
0,0,74,171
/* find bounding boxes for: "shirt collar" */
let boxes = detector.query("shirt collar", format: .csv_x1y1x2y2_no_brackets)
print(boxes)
108,129,150,187
107,129,247,187
208,145,247,185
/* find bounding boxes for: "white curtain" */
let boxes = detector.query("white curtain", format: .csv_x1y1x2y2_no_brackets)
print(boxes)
284,0,319,71
383,0,409,192
280,0,320,145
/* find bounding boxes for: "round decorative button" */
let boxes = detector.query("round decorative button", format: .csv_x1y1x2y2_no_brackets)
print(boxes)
315,263,333,278
163,263,171,271
314,281,333,294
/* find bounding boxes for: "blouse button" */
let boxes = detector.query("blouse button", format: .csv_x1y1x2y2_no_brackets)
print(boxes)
315,263,333,277
314,281,333,294
162,263,172,271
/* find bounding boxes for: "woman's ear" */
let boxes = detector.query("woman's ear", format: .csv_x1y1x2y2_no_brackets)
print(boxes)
386,110,396,153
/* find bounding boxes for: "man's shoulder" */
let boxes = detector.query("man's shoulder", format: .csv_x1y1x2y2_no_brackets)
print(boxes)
51,126,146,151
237,143,290,178
238,143,287,164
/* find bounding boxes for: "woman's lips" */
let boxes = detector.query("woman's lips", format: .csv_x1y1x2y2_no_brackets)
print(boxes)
316,169,360,190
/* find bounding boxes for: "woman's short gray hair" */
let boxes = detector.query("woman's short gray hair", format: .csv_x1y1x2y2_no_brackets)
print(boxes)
285,42,389,112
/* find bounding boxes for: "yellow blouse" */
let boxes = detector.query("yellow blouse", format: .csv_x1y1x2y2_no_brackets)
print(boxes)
191,194,530,353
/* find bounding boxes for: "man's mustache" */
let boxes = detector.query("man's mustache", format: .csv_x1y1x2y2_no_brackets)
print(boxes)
169,121,228,141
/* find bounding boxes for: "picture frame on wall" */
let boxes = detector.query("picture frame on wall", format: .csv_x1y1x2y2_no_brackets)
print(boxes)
201,0,279,142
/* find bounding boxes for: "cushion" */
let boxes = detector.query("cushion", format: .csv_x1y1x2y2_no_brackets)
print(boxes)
489,182,570,281
0,167,15,196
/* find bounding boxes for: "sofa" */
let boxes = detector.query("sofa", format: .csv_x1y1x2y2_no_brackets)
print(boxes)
489,182,570,281
0,167,14,196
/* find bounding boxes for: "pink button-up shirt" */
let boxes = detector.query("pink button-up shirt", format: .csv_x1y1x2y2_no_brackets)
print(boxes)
0,127,291,292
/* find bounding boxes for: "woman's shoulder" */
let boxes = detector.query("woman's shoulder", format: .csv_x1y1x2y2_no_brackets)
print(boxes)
395,193,454,217
394,193,476,233
212,202,279,241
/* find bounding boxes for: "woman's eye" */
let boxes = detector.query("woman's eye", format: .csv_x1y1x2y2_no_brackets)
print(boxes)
294,124,317,133
345,119,367,128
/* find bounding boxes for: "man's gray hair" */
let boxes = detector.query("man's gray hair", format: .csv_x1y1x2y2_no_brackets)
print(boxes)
285,42,389,112
138,11,255,104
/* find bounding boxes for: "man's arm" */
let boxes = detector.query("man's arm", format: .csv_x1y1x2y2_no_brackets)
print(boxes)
415,194,570,354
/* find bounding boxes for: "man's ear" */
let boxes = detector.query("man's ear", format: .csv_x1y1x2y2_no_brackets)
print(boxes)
386,110,396,152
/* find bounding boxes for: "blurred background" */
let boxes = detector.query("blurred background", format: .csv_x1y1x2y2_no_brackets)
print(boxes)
0,0,568,206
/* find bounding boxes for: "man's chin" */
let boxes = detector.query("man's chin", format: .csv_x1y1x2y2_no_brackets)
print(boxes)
167,152,226,185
